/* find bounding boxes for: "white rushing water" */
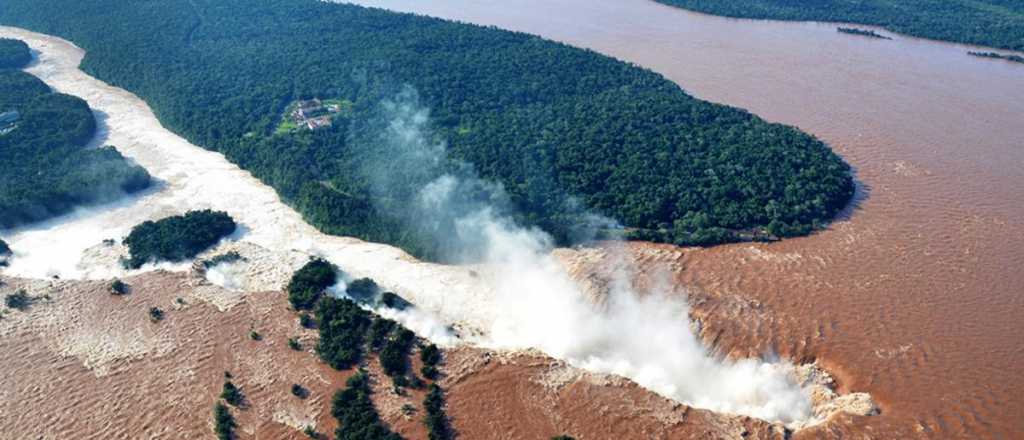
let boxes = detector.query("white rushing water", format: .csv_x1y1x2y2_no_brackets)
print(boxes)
0,26,822,425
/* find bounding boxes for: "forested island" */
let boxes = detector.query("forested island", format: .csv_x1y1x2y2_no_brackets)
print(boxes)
0,0,854,257
968,51,1024,64
0,58,152,229
837,27,891,40
122,210,236,269
655,0,1024,51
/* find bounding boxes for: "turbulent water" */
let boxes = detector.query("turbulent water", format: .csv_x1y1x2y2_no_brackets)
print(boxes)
337,0,1024,438
0,27,841,426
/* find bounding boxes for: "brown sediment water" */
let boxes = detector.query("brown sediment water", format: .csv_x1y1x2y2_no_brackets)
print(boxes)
341,0,1024,438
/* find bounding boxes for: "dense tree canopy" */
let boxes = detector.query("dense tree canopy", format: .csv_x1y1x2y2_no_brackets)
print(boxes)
0,68,151,229
423,384,451,440
0,0,854,257
332,371,403,440
315,296,374,370
655,0,1024,51
0,38,31,68
212,403,236,440
287,258,337,310
122,210,236,268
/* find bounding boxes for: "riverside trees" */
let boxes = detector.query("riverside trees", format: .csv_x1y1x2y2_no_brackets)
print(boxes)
0,68,151,229
655,0,1024,51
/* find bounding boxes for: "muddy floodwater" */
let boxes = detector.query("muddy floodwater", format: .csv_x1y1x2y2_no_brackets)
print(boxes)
342,0,1024,438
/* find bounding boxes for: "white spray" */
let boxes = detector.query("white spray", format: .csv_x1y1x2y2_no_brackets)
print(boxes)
359,89,815,424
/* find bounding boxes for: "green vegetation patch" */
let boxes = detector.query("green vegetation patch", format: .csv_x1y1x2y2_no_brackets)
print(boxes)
0,69,151,229
423,384,451,440
332,370,403,440
122,210,236,269
213,403,236,440
315,296,373,370
5,289,31,311
0,0,854,254
201,251,245,268
420,343,441,380
379,325,416,384
287,258,337,310
655,0,1024,51
0,38,31,69
220,381,244,406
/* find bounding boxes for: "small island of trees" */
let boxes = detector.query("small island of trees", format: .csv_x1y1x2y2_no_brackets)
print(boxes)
838,27,892,40
287,258,337,310
968,51,1024,64
122,210,236,269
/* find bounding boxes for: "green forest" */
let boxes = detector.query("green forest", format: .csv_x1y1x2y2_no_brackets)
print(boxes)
0,0,854,258
655,0,1024,51
0,38,32,68
0,64,151,229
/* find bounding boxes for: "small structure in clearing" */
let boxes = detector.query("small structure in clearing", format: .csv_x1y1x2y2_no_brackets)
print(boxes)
281,98,349,132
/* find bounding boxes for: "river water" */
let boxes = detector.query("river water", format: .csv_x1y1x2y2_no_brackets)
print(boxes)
3,0,1023,435
336,0,1024,438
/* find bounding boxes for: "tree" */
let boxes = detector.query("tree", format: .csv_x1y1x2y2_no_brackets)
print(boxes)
4,289,30,310
213,403,236,440
345,278,380,302
303,425,318,438
420,343,442,380
109,279,129,295
221,381,243,406
299,313,315,329
423,384,451,440
380,328,415,381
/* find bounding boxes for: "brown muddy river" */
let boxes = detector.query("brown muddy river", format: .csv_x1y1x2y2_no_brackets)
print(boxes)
343,1,1024,438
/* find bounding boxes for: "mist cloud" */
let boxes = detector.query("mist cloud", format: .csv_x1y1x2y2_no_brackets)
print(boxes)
349,87,816,424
